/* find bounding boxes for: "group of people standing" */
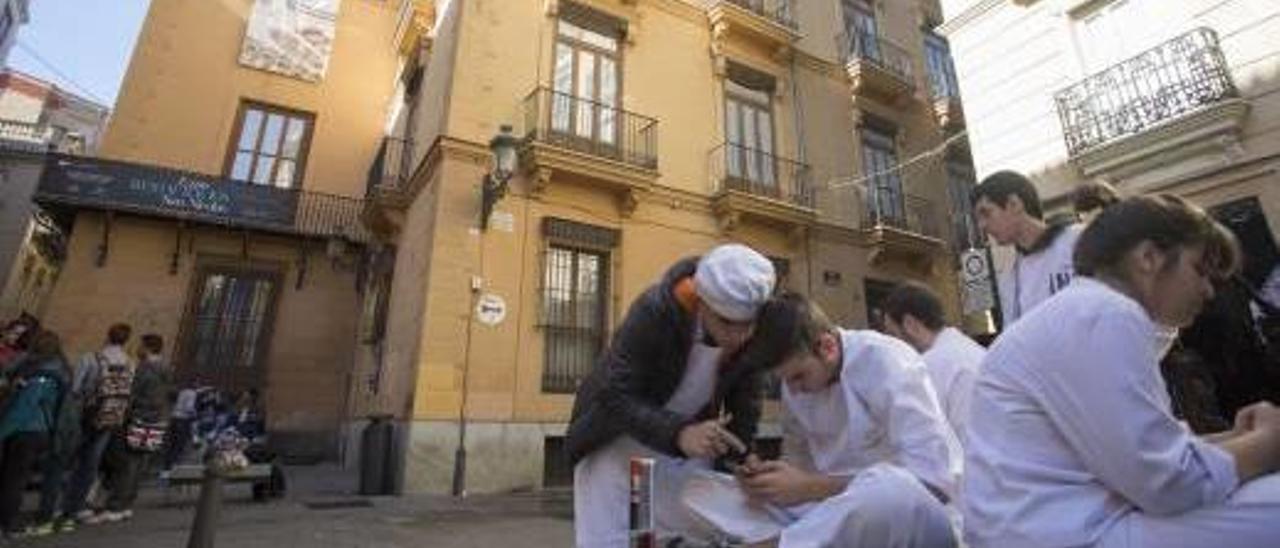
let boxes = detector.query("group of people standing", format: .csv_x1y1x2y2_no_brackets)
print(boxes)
0,320,172,539
566,171,1280,547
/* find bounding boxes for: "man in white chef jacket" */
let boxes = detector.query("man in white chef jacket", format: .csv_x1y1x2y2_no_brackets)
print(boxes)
881,281,986,445
966,195,1280,548
684,293,961,547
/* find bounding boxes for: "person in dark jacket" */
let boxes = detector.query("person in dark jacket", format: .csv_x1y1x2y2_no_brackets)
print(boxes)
0,330,69,538
568,243,778,548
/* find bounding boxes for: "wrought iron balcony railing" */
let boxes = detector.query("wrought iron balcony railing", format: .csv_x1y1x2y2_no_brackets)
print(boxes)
35,154,370,244
1054,27,1239,156
725,0,798,31
710,142,813,208
861,183,940,239
522,87,659,170
837,30,914,84
366,136,415,196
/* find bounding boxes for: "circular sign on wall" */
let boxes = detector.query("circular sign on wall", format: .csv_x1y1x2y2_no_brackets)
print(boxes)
476,293,507,326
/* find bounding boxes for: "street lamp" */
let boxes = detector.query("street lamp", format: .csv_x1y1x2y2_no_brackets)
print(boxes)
453,124,521,497
480,125,520,230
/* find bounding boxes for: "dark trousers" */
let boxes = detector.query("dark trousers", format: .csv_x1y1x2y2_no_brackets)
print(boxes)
36,452,69,523
62,429,113,516
104,436,149,512
0,432,48,532
162,418,193,470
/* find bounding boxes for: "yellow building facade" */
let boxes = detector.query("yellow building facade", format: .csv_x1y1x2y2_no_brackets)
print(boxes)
34,0,404,459
359,0,980,493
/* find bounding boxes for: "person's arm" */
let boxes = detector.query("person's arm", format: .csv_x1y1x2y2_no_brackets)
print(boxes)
595,295,697,457
1214,401,1280,483
1035,309,1238,516
866,345,961,500
721,367,763,456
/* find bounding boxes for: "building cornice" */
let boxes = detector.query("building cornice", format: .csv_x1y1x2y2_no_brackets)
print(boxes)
937,0,1007,37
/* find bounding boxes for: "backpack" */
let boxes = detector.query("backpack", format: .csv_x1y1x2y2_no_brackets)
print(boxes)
92,353,135,430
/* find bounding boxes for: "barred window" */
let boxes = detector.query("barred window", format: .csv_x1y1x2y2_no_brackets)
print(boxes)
541,244,609,393
177,266,280,393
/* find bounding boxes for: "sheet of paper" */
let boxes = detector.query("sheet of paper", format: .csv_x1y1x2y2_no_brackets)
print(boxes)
681,470,795,544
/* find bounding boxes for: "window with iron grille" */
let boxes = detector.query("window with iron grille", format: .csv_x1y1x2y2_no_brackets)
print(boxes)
225,101,315,188
178,266,280,393
540,218,619,393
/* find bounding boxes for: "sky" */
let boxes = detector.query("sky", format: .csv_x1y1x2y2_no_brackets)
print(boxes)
7,0,152,109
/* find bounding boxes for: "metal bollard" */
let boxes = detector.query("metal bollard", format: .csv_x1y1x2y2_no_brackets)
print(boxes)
186,466,225,548
629,457,656,548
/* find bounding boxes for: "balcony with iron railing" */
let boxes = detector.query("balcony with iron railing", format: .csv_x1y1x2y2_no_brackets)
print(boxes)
1054,28,1247,178
838,30,915,102
520,87,660,207
366,136,415,197
724,0,797,30
34,154,370,244
708,0,800,59
928,69,964,131
858,182,945,267
709,142,816,231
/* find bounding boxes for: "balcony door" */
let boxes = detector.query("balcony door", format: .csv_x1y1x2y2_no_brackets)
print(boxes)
551,16,621,154
725,77,776,193
842,0,879,61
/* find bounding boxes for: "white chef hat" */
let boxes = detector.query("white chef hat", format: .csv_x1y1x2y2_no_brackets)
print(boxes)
694,244,776,322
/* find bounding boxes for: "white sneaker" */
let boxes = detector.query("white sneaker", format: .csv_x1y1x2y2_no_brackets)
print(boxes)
99,510,132,523
79,512,107,525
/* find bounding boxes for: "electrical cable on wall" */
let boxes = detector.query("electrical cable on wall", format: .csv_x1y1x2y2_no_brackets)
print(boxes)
826,129,969,191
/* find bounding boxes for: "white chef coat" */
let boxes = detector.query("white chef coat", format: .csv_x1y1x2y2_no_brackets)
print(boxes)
964,277,1280,548
997,223,1082,326
921,327,986,445
683,328,961,547
783,329,962,499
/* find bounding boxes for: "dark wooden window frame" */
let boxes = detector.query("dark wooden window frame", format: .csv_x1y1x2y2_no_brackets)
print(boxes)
174,257,285,394
549,4,626,149
223,99,317,188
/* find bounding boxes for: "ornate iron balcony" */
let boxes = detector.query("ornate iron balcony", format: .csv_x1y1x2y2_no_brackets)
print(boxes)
837,30,914,85
710,142,813,208
522,87,658,171
862,183,940,239
35,154,370,244
1055,27,1239,156
724,0,798,31
366,136,415,196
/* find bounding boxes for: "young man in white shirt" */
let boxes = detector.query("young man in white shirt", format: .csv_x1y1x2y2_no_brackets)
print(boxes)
965,195,1280,547
881,282,986,445
973,171,1082,327
684,293,961,547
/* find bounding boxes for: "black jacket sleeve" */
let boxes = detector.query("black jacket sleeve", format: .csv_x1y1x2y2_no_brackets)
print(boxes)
595,294,697,457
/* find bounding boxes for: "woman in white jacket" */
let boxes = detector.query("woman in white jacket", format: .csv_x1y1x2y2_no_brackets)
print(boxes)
965,195,1280,548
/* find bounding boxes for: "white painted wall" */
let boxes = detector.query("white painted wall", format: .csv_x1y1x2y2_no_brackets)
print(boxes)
940,0,1280,200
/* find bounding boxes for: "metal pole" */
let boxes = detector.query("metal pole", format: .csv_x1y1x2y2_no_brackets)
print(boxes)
187,467,225,548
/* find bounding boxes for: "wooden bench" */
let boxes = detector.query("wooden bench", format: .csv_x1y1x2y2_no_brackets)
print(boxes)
163,464,273,503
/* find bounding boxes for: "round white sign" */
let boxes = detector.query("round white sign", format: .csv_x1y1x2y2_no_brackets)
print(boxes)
476,294,507,326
